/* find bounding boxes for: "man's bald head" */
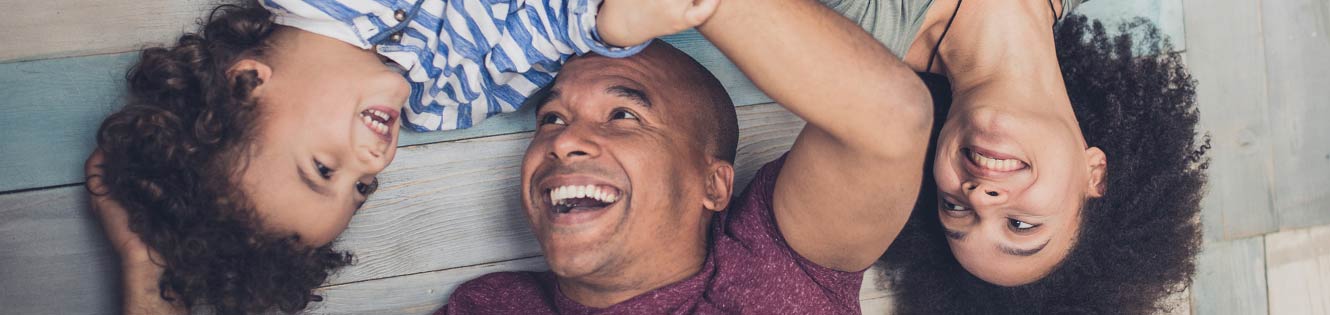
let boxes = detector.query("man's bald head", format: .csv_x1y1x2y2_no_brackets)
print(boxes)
555,41,738,163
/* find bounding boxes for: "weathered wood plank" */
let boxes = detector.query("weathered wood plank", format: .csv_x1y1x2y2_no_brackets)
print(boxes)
0,0,214,63
0,186,121,315
0,30,768,194
1181,0,1279,241
1265,224,1330,315
1076,0,1187,52
1261,0,1330,230
1191,237,1269,315
0,103,802,314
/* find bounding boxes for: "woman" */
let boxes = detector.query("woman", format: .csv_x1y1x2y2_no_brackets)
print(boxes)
83,0,709,313
822,0,1208,312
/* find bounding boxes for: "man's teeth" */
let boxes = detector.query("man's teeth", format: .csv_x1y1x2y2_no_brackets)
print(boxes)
969,150,1024,171
361,113,390,135
549,184,619,207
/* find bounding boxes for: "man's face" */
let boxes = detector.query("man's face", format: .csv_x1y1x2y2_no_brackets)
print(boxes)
520,52,715,283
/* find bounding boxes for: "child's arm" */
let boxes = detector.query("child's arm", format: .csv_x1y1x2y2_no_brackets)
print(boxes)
595,0,721,47
85,150,186,315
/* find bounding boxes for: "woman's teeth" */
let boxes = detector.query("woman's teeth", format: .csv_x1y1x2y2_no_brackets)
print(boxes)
549,184,619,207
969,150,1026,172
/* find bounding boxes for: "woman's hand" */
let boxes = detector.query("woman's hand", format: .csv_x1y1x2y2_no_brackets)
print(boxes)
596,0,720,47
85,149,186,315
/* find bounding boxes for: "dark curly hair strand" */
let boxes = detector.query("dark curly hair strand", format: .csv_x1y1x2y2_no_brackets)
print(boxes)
95,2,353,314
880,15,1208,314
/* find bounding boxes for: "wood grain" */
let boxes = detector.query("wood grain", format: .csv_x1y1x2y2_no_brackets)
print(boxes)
0,103,802,314
1191,236,1270,315
1260,0,1330,230
0,0,215,63
1182,0,1279,241
0,30,767,194
1265,225,1330,315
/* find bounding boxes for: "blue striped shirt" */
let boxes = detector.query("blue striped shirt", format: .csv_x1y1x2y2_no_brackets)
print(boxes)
262,0,647,131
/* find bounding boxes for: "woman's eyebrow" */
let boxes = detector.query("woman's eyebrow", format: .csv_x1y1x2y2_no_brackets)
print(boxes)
999,239,1050,257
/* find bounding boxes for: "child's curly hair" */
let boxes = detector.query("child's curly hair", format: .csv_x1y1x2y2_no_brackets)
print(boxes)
94,2,353,314
880,15,1208,314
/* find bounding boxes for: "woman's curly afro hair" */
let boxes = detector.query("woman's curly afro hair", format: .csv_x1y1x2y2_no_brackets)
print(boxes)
879,15,1209,314
94,2,353,314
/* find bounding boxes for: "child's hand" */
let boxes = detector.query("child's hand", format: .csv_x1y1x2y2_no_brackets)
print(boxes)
597,0,721,47
86,149,185,315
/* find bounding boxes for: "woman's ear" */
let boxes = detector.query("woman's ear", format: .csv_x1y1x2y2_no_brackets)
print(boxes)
1085,147,1107,198
227,59,272,97
702,160,735,212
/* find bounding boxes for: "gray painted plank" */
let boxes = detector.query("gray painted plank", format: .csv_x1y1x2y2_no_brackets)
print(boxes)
1182,0,1279,241
1260,0,1330,230
0,103,802,314
1265,224,1330,315
1191,237,1269,315
0,30,768,194
0,0,214,63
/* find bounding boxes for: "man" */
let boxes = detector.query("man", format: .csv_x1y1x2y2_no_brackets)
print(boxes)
440,0,932,312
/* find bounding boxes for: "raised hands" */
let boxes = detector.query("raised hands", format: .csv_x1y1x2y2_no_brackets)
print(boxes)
596,0,721,47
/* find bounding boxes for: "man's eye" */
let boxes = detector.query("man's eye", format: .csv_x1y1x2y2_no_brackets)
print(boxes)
610,109,638,120
539,113,566,125
1008,219,1038,231
315,160,333,179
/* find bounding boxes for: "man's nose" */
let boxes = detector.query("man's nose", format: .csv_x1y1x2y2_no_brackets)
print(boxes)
548,124,600,161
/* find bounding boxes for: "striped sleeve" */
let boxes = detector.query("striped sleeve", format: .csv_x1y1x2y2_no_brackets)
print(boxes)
264,0,648,132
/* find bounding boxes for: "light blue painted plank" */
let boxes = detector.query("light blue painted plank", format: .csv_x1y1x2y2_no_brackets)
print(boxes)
0,30,767,194
1261,0,1330,230
1191,237,1269,315
1076,0,1187,52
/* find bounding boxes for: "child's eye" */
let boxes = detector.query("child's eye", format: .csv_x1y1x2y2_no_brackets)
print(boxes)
539,113,566,125
355,178,378,196
610,109,638,120
315,160,333,179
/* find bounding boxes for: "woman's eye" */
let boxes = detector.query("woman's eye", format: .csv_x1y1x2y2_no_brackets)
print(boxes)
941,199,968,211
315,160,333,179
610,109,638,120
355,178,378,196
1008,219,1038,231
539,113,566,125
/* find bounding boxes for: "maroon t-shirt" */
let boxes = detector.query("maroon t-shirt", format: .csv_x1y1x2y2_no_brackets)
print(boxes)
438,155,864,314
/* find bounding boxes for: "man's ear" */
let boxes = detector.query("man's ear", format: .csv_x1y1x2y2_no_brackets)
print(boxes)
1085,147,1107,198
227,59,272,97
702,160,735,212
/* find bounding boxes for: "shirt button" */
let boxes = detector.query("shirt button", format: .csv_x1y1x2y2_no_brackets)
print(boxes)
394,9,407,22
389,32,403,42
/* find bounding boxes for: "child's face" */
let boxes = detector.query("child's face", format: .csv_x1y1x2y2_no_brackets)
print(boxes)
236,28,411,245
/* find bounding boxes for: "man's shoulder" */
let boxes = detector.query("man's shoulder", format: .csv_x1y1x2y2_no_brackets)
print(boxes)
440,271,555,315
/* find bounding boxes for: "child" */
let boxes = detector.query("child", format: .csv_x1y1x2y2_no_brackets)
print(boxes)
85,0,715,314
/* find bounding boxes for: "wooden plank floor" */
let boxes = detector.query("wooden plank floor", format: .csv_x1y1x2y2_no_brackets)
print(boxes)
2,0,1330,314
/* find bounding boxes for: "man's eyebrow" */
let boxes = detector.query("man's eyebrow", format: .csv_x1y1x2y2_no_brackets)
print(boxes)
533,88,559,113
999,239,1050,257
298,163,332,197
606,85,651,108
943,228,967,241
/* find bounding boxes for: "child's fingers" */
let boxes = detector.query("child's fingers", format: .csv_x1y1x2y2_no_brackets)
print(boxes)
85,149,153,263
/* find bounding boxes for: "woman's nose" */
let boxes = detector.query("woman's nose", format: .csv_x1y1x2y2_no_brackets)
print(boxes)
963,181,1008,207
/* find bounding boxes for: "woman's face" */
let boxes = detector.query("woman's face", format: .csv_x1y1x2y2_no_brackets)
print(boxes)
236,29,411,246
932,82,1106,286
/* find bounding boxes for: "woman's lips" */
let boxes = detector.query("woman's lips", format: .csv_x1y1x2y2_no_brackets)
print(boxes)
963,147,1028,177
